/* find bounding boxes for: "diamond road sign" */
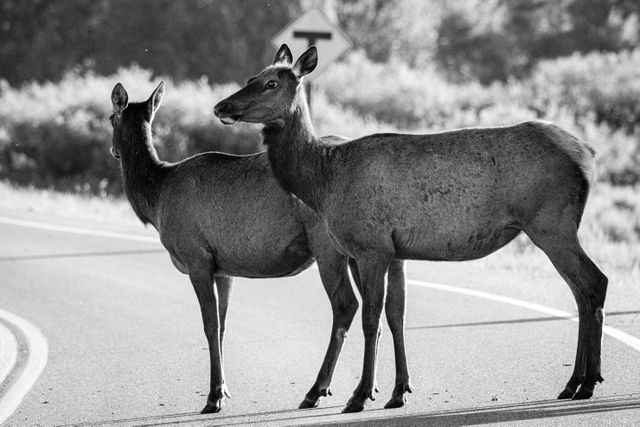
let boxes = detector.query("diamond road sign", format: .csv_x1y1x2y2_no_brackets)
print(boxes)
271,9,352,82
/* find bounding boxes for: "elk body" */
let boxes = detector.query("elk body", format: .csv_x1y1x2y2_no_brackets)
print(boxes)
109,82,406,413
214,45,609,413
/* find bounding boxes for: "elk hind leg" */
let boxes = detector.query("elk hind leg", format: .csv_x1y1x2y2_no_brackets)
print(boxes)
383,259,413,408
525,218,608,400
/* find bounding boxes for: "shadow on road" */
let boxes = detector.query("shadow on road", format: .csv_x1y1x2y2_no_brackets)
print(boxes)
406,310,640,330
58,395,640,426
0,249,165,262
323,395,640,426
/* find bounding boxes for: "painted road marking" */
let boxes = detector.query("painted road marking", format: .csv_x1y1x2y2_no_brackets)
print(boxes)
0,216,160,244
0,309,48,425
407,280,640,354
0,322,18,386
2,214,639,353
0,215,638,423
3,214,639,353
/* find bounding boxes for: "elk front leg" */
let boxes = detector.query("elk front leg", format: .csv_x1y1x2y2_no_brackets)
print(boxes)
384,259,413,408
300,253,359,408
214,275,233,399
343,255,390,413
190,269,228,414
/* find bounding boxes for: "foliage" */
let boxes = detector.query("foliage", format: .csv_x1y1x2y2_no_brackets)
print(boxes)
317,51,503,130
2,45,640,193
317,49,640,185
433,0,640,83
527,50,640,132
0,67,261,194
3,0,640,86
0,0,301,85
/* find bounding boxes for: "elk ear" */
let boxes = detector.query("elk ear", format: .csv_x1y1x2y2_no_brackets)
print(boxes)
147,81,165,120
111,83,128,114
292,46,317,78
273,44,293,65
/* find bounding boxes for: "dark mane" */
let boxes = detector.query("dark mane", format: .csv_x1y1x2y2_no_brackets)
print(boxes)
115,102,169,226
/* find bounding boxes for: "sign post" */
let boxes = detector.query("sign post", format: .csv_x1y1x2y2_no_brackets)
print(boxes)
272,9,351,115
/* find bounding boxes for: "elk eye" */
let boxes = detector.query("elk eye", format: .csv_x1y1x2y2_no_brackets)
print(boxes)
265,80,278,90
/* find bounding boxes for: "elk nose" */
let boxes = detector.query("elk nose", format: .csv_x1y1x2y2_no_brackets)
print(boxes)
214,101,233,117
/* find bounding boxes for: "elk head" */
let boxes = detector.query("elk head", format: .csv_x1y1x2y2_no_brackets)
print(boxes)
109,81,164,159
214,44,317,128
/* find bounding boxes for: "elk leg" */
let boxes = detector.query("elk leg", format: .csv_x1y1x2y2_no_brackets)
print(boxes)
343,255,391,413
350,258,382,396
190,268,228,414
214,275,233,398
553,246,607,399
300,255,359,409
525,220,607,400
384,259,413,408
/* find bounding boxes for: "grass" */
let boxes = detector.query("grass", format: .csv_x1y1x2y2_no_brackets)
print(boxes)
0,180,139,227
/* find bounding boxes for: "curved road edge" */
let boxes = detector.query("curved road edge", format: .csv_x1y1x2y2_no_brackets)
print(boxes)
0,308,49,425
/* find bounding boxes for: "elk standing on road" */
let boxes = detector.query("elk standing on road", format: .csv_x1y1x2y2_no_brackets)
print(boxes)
214,44,608,413
109,82,406,413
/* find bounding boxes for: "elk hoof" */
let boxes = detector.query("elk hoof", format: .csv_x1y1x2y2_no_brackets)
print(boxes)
384,395,406,409
384,380,413,408
342,398,366,413
299,396,320,409
572,386,593,400
201,401,223,414
201,384,231,413
343,387,374,413
299,386,331,409
557,387,575,400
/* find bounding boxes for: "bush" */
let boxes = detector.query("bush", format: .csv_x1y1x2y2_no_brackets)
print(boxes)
316,50,640,185
317,51,508,130
2,50,640,193
0,67,261,195
526,50,640,132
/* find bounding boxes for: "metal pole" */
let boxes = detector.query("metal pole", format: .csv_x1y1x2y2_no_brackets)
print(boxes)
305,81,312,117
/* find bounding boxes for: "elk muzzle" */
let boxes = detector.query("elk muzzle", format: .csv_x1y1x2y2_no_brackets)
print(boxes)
214,101,241,125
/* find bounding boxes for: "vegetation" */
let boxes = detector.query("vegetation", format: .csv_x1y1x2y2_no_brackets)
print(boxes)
0,67,261,194
0,0,637,288
2,48,640,192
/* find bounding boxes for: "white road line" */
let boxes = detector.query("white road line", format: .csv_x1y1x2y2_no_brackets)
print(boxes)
3,214,639,353
0,322,18,386
408,279,640,353
0,309,48,425
0,216,160,244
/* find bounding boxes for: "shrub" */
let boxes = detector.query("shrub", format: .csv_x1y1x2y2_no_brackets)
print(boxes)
317,51,506,130
526,50,640,132
0,67,261,195
2,50,640,193
316,50,640,185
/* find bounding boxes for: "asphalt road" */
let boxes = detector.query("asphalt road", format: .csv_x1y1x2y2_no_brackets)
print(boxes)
1,210,639,426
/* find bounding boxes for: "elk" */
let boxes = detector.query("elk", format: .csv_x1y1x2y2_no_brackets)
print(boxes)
109,82,405,413
214,44,609,413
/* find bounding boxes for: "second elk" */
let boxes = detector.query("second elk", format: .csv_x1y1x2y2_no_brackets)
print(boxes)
109,81,405,413
214,44,608,413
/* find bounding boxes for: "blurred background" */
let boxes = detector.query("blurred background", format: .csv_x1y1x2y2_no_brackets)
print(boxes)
0,0,638,250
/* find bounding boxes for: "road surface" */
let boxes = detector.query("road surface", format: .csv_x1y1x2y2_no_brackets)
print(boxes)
1,210,639,426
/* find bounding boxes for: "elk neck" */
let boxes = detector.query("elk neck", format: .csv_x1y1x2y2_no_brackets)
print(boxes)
262,92,330,213
118,116,168,227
